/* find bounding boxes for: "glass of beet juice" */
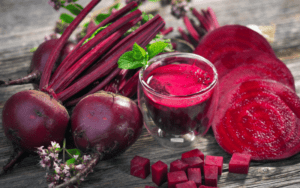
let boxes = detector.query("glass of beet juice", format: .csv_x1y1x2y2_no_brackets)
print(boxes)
138,52,219,148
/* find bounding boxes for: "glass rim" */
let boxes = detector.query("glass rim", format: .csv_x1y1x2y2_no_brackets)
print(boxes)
139,52,218,98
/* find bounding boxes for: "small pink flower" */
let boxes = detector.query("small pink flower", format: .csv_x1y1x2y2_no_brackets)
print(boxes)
49,153,58,159
54,174,60,181
83,155,92,162
75,164,85,170
44,156,50,162
73,155,79,160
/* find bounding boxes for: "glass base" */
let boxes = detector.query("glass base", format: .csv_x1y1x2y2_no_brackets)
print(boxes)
155,128,196,149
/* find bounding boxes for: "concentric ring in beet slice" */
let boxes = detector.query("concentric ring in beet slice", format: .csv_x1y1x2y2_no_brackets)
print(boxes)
218,64,288,98
214,50,295,91
212,79,300,161
193,25,276,64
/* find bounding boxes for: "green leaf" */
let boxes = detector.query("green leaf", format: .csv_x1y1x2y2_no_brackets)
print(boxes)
142,12,154,24
66,158,76,166
83,23,111,45
147,41,169,59
60,13,74,24
66,148,82,157
95,13,110,25
109,3,121,13
118,51,147,69
64,4,82,15
132,43,146,60
30,47,37,53
56,148,62,152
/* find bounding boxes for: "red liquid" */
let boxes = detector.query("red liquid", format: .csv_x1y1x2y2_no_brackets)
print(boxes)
144,63,217,135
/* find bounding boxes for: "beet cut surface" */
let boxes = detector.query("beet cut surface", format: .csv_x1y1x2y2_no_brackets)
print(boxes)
204,155,223,175
151,160,168,186
130,155,150,179
175,180,197,188
204,165,218,187
187,168,202,186
181,149,205,160
167,171,188,188
229,153,251,174
170,159,189,172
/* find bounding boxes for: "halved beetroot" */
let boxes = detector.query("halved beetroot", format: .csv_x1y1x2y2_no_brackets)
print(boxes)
214,50,295,91
193,25,276,64
212,79,300,160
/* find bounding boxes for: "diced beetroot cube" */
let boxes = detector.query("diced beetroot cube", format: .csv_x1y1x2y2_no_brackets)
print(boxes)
170,159,189,172
187,168,201,187
151,160,168,186
182,157,204,170
130,155,150,179
167,171,188,188
145,186,157,188
181,149,205,160
199,185,219,188
204,165,218,187
175,180,197,188
204,155,223,175
229,153,251,174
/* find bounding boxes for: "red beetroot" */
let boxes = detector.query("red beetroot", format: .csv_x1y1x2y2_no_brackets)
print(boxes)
204,155,223,175
170,159,189,172
151,160,168,186
204,165,218,187
131,155,150,179
167,171,188,188
175,180,197,188
213,79,300,160
181,149,204,160
199,186,219,188
193,25,276,64
0,39,75,87
229,153,252,174
187,168,202,187
145,186,157,188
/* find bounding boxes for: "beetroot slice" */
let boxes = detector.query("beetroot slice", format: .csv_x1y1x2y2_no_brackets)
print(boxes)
214,50,295,91
212,79,300,160
218,64,293,98
193,25,276,64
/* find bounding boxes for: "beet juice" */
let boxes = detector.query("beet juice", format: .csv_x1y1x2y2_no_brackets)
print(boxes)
138,52,218,148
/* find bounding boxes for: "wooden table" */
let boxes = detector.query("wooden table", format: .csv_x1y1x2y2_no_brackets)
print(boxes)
1,0,300,187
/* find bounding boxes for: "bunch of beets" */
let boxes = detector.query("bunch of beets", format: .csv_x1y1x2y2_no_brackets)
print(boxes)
0,0,165,187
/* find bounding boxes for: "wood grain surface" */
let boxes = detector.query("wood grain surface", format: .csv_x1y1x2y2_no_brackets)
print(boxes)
0,0,300,187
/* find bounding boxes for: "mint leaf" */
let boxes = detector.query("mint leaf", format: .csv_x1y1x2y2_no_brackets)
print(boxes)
66,148,82,157
95,13,110,25
118,51,147,69
142,12,154,24
132,43,146,60
147,41,168,59
64,4,82,16
60,13,74,24
66,158,76,166
30,47,37,53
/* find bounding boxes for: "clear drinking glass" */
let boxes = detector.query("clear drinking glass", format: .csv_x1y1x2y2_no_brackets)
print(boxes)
138,52,219,148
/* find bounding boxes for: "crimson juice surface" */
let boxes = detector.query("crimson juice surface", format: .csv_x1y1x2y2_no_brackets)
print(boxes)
138,52,218,148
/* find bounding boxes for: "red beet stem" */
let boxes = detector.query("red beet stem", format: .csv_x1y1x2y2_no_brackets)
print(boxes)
57,15,165,102
192,8,213,32
64,68,122,107
183,15,200,42
0,70,41,87
207,7,220,28
178,26,193,44
50,16,142,93
161,27,173,35
104,69,130,93
39,0,101,91
50,2,137,84
119,70,140,98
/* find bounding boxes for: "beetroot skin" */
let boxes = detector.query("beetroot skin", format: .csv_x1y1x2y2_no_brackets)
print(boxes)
2,90,69,152
213,79,300,160
71,91,143,160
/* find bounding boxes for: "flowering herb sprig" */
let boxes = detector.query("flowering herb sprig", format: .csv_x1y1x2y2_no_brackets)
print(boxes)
36,140,92,188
